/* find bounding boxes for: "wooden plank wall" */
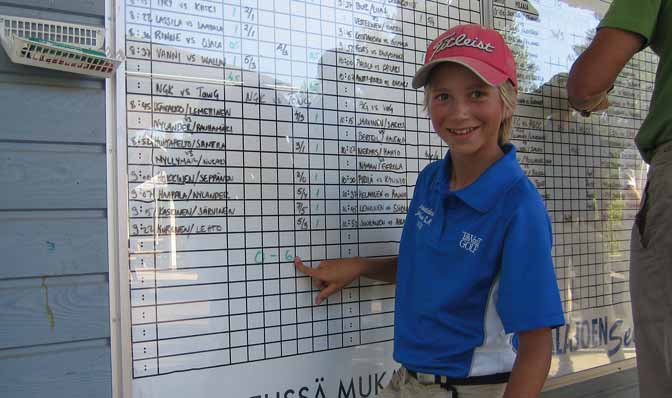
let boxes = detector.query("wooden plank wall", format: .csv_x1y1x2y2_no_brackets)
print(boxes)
0,1,111,397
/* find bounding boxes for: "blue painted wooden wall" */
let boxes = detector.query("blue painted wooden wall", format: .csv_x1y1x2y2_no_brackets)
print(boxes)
0,1,111,397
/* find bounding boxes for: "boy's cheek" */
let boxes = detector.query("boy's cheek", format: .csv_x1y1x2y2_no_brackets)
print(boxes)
430,118,443,133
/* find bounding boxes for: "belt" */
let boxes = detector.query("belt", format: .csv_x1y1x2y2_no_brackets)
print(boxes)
407,369,510,386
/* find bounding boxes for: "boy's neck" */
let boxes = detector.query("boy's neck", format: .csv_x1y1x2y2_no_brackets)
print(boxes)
449,145,504,191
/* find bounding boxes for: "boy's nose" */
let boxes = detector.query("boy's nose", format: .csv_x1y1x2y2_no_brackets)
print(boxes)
451,99,471,119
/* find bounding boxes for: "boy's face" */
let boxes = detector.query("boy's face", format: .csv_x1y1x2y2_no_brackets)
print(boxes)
428,63,508,158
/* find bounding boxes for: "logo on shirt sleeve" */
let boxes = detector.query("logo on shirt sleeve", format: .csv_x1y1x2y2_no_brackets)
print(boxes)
459,231,483,254
415,205,434,230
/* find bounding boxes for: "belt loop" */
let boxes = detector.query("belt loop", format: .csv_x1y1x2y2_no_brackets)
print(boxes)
442,384,458,398
399,367,408,384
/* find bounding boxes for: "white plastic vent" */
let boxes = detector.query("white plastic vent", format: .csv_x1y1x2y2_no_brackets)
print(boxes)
0,15,119,78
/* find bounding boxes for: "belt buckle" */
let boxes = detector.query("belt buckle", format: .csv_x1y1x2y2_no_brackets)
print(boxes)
415,372,437,385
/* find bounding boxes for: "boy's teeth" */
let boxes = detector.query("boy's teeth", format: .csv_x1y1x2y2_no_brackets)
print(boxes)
449,127,476,135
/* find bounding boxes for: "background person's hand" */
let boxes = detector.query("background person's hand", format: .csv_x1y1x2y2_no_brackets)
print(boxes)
294,257,366,304
580,96,610,117
591,96,610,111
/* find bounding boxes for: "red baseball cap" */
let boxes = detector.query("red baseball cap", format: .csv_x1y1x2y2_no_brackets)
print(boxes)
412,24,517,89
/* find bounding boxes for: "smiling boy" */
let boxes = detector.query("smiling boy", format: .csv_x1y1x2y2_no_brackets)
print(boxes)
295,24,565,398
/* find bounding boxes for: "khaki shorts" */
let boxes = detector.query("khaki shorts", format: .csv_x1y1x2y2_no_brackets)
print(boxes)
630,140,672,397
380,367,507,398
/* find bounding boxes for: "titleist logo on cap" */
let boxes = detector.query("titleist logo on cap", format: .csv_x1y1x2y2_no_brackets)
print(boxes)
429,33,495,61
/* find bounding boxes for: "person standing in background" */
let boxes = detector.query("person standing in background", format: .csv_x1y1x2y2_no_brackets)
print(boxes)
567,1,672,396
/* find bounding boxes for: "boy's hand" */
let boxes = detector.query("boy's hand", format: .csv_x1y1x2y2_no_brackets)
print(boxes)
293,257,365,304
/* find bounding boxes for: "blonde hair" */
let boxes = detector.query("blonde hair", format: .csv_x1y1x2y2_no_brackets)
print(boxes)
423,77,517,146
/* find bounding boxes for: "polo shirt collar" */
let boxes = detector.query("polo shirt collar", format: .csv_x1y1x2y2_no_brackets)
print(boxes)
434,144,525,213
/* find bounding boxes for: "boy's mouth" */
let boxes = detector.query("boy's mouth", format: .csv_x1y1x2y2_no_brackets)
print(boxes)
446,126,478,136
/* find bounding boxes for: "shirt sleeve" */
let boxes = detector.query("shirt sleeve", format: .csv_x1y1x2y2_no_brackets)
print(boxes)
598,0,662,46
496,196,565,334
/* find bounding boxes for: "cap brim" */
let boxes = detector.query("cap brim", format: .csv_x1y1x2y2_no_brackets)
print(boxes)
411,57,509,89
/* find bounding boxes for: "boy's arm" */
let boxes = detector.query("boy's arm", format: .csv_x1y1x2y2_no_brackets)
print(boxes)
294,256,397,304
360,256,398,282
503,327,552,398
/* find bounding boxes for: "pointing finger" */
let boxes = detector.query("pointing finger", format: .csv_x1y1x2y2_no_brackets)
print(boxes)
294,256,317,277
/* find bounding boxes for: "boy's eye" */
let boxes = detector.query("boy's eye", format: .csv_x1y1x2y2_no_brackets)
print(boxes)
470,90,485,99
434,93,450,101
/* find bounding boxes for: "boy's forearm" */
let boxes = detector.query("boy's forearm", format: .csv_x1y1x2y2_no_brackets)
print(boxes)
358,256,397,283
503,328,552,398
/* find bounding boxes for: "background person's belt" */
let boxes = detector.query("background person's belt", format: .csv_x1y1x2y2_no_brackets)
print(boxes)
407,369,510,386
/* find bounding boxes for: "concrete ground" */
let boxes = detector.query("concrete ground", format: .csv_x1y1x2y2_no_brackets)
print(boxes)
541,367,639,398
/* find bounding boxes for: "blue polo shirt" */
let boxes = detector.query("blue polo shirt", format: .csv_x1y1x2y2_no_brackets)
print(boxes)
393,144,565,377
